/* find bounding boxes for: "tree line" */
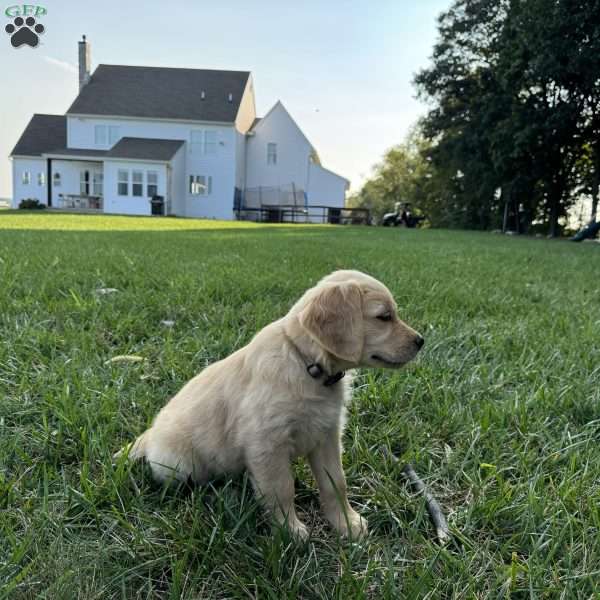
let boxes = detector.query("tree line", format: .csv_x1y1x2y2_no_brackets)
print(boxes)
350,0,600,235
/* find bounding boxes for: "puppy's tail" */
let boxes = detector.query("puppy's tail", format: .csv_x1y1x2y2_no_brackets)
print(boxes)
113,430,149,462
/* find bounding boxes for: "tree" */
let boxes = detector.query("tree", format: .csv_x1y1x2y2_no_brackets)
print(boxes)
348,130,435,222
413,0,600,235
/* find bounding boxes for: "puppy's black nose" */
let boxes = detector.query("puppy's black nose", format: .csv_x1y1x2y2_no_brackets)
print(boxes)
414,336,425,350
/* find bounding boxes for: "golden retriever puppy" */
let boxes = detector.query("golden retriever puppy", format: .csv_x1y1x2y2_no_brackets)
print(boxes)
115,270,424,539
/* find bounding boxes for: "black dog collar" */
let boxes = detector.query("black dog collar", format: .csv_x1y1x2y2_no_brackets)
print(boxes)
307,363,345,387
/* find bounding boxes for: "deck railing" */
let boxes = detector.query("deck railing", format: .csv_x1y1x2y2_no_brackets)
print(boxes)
57,195,103,210
236,205,370,225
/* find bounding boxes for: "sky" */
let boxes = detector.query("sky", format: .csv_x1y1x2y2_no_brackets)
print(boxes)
0,0,451,199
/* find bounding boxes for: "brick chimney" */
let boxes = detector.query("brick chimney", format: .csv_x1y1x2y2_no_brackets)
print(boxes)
78,35,91,90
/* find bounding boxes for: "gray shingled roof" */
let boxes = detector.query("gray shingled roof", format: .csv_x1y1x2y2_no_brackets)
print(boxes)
105,137,184,161
11,114,66,156
67,64,250,122
43,138,183,161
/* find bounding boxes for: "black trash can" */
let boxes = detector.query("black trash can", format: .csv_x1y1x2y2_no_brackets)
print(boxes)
328,208,341,224
150,195,165,216
266,207,282,223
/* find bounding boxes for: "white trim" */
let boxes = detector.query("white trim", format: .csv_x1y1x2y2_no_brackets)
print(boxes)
42,153,105,161
67,113,236,127
41,154,172,165
103,157,172,165
234,74,257,133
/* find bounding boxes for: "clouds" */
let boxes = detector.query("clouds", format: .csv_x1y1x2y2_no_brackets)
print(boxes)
42,56,77,74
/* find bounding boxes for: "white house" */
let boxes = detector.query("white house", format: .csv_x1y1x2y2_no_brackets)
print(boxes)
9,37,349,221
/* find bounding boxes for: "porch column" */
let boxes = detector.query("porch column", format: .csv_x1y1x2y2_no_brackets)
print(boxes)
46,158,52,207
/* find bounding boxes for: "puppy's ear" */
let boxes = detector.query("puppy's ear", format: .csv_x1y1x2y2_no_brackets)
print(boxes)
299,282,363,363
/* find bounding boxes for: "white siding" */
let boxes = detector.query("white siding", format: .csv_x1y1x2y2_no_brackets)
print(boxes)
245,102,312,192
235,131,246,191
170,146,186,216
307,164,348,208
67,116,237,219
103,161,167,216
12,157,47,207
184,170,232,219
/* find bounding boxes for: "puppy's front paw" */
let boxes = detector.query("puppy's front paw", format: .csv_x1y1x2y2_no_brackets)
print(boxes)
346,511,368,539
328,508,368,538
287,518,309,541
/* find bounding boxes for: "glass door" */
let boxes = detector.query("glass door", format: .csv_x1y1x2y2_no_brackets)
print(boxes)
92,171,103,196
79,170,90,196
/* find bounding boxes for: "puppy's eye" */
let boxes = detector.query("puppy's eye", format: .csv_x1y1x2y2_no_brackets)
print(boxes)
377,313,392,322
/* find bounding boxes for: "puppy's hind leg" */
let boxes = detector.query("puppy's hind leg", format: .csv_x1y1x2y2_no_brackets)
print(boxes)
144,434,194,485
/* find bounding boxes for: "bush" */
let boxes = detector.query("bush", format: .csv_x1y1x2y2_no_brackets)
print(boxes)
18,198,46,210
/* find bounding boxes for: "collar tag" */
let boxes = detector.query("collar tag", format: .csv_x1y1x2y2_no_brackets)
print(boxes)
307,363,345,386
307,363,323,378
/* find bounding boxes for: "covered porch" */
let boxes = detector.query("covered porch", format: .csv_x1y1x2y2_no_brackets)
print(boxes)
41,138,185,216
42,149,106,212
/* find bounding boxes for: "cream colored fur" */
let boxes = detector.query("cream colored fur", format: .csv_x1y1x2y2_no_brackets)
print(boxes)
115,270,423,539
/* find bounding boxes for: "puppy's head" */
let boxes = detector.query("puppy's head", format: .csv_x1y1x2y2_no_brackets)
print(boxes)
297,270,424,368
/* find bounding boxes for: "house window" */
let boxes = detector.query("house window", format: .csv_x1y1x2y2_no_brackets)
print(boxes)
95,125,119,146
190,130,218,155
37,172,45,186
267,143,277,165
94,125,107,146
189,175,212,195
108,126,120,146
80,170,90,195
147,171,158,197
92,172,103,196
204,130,217,155
21,171,30,184
132,170,143,197
190,130,203,152
53,172,61,187
117,170,129,195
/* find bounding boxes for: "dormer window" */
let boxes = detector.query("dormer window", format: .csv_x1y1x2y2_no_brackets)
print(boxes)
108,126,120,145
94,124,120,147
94,125,107,146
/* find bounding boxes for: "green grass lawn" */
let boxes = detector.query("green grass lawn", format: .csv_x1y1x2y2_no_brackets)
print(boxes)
0,212,599,599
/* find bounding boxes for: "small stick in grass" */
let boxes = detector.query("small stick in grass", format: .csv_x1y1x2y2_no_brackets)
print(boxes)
381,446,451,544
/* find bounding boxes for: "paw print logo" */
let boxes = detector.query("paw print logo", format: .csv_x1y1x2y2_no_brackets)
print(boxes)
5,16,45,48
